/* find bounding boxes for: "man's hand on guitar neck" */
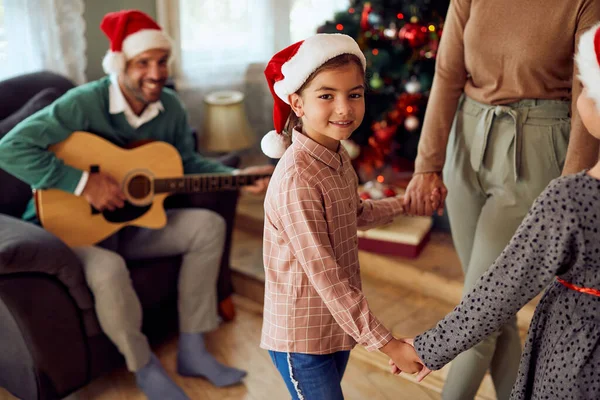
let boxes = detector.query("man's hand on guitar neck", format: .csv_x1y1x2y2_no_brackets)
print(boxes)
236,164,275,195
82,172,127,211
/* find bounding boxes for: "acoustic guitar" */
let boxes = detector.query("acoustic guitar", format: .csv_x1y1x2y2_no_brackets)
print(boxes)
35,131,269,247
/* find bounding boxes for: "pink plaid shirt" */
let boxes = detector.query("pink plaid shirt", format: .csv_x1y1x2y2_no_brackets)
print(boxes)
261,130,404,354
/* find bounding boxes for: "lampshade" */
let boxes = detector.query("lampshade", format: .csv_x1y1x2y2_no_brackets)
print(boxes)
201,90,255,153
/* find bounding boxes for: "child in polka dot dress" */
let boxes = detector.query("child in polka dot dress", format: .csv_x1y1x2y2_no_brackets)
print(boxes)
396,23,600,399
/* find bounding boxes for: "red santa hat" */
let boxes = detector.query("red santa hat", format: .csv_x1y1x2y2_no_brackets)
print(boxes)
576,23,600,111
261,34,366,158
100,10,172,75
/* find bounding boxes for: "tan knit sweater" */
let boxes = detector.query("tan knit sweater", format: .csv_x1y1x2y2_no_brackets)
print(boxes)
415,0,600,175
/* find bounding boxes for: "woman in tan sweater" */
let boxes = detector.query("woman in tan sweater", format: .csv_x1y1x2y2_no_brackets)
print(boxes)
403,1,600,399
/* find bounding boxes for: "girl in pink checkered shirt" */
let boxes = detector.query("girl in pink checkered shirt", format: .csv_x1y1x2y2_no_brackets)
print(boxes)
259,34,437,399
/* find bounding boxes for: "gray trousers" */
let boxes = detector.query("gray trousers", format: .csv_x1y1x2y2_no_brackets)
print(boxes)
442,96,570,400
72,209,226,371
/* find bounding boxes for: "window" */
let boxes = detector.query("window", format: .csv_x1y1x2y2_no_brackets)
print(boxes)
289,0,349,43
0,0,6,64
179,0,271,61
159,0,350,88
0,0,86,84
176,0,275,87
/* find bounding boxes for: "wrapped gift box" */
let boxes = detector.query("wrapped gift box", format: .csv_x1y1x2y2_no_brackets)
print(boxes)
357,215,432,258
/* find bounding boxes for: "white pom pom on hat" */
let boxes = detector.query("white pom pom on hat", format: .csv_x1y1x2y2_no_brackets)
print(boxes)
101,51,126,76
261,130,292,159
100,10,172,75
261,34,366,158
576,22,600,112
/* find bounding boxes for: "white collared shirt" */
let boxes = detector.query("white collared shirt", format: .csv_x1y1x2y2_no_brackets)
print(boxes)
108,74,164,129
74,75,165,196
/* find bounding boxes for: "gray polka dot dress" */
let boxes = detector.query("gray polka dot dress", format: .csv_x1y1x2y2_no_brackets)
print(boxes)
414,171,600,399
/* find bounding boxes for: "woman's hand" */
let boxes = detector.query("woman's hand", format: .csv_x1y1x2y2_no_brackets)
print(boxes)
403,172,447,216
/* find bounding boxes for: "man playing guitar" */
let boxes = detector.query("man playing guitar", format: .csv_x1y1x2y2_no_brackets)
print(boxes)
0,10,273,400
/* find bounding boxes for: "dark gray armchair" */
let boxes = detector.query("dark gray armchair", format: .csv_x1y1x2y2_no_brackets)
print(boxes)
0,71,241,400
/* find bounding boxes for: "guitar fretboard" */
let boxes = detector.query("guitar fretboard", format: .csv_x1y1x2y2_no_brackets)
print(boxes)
153,174,270,194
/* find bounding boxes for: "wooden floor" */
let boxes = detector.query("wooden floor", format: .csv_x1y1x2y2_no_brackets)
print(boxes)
0,189,534,399
0,235,511,400
228,191,537,400
0,296,442,400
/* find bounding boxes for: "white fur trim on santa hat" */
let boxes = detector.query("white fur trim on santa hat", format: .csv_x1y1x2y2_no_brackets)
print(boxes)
273,34,366,104
122,28,172,59
261,130,291,159
576,22,600,111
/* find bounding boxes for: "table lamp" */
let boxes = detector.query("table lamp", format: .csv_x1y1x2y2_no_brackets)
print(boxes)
200,90,255,153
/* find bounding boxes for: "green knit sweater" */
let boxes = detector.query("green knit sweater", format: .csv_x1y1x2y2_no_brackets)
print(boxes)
0,76,233,221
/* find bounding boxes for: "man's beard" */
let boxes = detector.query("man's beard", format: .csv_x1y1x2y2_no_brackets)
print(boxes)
125,78,165,104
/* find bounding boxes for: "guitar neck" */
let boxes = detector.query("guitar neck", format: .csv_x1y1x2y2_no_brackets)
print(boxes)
153,173,270,194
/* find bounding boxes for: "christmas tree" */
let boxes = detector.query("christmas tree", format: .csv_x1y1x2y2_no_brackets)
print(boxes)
317,0,449,183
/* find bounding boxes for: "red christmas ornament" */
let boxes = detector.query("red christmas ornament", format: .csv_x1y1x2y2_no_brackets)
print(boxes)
360,191,372,200
360,3,373,30
363,138,387,168
372,121,397,144
398,23,428,48
383,187,397,197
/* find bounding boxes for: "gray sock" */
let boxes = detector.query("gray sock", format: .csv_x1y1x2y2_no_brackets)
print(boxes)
177,332,247,387
135,353,190,400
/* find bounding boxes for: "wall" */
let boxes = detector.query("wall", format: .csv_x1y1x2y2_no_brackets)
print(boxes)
83,0,157,81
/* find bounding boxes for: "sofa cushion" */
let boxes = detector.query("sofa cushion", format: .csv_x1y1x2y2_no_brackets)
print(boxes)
0,214,93,312
0,71,74,120
0,276,89,398
0,88,63,137
0,88,64,217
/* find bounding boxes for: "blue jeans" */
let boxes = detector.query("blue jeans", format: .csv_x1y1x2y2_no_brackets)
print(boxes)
268,350,351,400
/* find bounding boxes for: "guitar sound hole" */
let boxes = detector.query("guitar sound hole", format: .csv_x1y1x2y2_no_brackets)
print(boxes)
128,175,152,200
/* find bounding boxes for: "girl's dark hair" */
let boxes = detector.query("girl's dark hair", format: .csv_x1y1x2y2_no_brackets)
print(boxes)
284,53,365,134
